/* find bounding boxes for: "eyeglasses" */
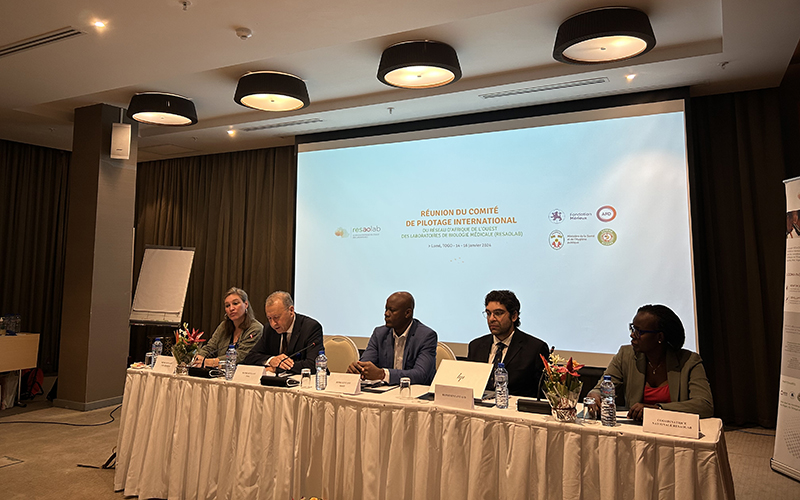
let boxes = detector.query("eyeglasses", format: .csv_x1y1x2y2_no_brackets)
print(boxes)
483,309,508,319
628,323,660,338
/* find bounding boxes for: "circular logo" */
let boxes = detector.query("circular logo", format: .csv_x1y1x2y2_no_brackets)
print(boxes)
549,230,564,250
597,228,617,246
549,209,564,224
596,205,617,222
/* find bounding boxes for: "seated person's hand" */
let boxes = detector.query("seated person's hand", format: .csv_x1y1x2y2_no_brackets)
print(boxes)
346,361,361,375
627,402,657,421
585,390,602,418
269,354,294,371
354,361,384,381
191,355,205,367
203,357,220,368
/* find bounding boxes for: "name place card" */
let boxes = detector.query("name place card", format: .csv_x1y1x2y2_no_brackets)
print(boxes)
326,373,361,394
643,408,700,439
232,364,264,385
153,355,176,374
434,384,474,410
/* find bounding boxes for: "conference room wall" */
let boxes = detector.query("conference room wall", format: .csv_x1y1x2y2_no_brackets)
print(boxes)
2,80,798,425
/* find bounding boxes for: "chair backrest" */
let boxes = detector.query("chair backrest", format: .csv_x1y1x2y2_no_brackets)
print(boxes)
436,342,457,370
324,335,360,373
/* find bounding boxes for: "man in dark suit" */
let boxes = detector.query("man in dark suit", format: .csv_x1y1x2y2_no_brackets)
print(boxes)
241,291,323,375
467,290,549,398
347,291,437,385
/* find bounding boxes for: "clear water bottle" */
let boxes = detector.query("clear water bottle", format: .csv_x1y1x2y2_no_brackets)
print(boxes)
152,337,163,366
495,362,509,409
225,344,237,380
601,396,617,427
600,374,616,426
315,350,328,390
600,374,615,401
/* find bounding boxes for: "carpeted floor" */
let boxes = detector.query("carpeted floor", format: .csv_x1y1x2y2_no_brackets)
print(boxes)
1,399,799,499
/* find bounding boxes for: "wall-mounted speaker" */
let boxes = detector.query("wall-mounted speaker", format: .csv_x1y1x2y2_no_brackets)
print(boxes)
111,123,132,159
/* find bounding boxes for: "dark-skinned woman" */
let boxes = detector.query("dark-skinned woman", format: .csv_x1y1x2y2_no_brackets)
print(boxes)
587,304,713,421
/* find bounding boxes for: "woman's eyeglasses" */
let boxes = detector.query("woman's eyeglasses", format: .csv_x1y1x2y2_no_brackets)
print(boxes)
628,323,660,338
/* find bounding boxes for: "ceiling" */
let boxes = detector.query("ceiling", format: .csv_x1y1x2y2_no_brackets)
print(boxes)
1,0,798,162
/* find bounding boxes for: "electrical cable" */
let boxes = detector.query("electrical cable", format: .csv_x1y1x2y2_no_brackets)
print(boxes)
0,404,121,427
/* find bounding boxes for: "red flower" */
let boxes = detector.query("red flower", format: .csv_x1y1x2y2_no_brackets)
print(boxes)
565,357,583,377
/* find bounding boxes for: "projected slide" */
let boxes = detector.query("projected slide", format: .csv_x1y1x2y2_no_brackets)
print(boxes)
296,106,695,356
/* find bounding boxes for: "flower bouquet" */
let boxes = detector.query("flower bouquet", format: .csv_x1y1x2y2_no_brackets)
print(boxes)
540,353,584,423
172,323,205,375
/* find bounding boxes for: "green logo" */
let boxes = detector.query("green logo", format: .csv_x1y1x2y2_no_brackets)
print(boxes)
597,228,617,246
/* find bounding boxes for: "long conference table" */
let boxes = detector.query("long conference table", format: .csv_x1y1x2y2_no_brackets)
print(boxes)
114,370,735,500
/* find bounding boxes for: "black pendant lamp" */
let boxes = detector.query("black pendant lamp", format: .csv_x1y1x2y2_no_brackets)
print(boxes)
234,71,310,112
127,92,198,126
553,7,656,64
377,40,462,89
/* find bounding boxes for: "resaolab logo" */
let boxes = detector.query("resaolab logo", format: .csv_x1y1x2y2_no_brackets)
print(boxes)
597,228,617,246
334,227,349,238
351,225,382,238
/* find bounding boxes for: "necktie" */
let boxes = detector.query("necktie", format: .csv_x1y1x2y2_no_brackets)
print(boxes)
280,332,288,355
487,342,506,389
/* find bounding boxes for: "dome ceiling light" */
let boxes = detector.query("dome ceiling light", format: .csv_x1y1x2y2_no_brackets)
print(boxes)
553,7,656,64
377,40,462,89
234,71,310,112
126,92,198,126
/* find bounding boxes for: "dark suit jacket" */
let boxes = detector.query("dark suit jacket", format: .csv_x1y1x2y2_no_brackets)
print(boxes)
360,319,437,385
467,329,549,398
241,313,323,374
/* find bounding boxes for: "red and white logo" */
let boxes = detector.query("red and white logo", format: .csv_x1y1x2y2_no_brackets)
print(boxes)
549,230,564,250
596,205,617,222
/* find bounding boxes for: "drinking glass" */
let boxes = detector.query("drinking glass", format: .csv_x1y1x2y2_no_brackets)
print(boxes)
301,368,312,388
399,377,412,399
582,397,598,425
145,352,154,368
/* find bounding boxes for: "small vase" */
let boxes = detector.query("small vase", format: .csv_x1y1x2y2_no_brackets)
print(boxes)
545,382,582,423
175,362,189,376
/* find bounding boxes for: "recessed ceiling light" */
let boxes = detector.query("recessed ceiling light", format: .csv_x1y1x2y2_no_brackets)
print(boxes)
93,21,106,28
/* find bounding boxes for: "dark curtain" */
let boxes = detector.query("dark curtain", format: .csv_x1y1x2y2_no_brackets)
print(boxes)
132,146,296,359
689,89,788,426
0,139,70,373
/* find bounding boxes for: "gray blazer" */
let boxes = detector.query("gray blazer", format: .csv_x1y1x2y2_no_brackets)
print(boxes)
593,345,714,418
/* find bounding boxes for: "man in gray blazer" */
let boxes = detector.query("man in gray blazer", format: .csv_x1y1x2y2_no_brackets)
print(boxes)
347,291,437,385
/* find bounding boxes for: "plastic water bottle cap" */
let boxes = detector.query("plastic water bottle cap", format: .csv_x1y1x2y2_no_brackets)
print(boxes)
319,350,324,355
229,344,235,348
603,374,611,380
155,337,161,341
498,362,505,368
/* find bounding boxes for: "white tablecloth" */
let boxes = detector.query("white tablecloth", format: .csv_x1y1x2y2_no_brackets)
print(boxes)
114,370,735,500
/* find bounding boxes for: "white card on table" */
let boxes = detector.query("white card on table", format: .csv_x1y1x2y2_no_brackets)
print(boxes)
643,407,700,439
434,384,475,410
326,373,361,394
231,364,263,385
153,355,176,374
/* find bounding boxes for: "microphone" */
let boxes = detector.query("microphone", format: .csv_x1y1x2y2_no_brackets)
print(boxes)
276,341,318,372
